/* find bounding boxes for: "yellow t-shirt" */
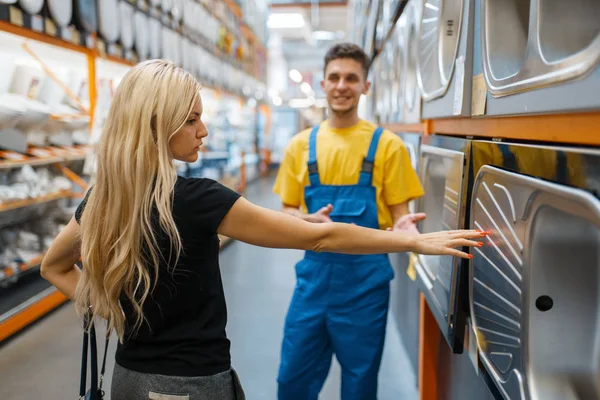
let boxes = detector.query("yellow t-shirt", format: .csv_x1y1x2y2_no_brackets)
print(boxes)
273,120,425,230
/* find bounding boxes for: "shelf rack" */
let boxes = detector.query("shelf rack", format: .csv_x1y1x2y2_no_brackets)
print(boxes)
0,4,264,342
382,111,600,147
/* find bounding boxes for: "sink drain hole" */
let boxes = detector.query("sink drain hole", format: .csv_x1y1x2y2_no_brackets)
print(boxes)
535,295,553,312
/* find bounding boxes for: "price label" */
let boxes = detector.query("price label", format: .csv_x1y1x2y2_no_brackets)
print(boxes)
125,49,134,61
71,28,81,45
45,18,57,37
86,34,95,49
9,6,23,27
96,39,107,57
406,253,417,281
161,14,170,25
108,43,122,57
31,15,43,32
61,26,72,42
472,73,488,116
453,55,465,116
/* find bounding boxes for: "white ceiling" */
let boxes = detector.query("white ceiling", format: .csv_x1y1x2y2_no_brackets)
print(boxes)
268,3,349,76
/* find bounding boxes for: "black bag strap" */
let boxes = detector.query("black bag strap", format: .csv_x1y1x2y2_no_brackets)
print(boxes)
80,309,110,400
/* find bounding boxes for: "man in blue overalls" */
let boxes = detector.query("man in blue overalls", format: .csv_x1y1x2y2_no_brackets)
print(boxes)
273,43,425,399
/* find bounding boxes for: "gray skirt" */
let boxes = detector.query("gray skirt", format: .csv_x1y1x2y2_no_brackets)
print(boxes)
111,363,246,400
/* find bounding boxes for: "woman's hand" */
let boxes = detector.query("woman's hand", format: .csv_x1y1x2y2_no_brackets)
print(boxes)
410,230,486,259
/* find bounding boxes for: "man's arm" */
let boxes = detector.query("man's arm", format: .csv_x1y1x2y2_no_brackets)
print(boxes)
388,201,426,234
282,203,332,223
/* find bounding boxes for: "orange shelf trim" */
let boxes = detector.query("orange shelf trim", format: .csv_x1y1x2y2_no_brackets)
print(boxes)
418,293,440,400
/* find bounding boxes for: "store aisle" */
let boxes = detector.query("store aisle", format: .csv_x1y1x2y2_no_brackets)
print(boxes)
0,176,418,400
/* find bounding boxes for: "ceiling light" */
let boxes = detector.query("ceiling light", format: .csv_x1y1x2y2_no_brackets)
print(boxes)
267,13,305,29
300,82,312,94
288,69,303,83
272,97,283,106
312,31,336,40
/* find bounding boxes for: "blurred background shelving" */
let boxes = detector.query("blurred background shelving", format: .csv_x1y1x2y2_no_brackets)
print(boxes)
0,0,272,344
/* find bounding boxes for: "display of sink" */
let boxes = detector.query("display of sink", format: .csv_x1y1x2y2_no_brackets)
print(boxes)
390,32,404,122
404,7,419,113
470,165,600,400
414,143,466,344
417,0,465,101
482,0,600,96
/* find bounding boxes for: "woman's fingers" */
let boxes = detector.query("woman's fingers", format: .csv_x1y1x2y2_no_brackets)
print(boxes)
449,239,483,248
450,249,472,259
449,230,488,239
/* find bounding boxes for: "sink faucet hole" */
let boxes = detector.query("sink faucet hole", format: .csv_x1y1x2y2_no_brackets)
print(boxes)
535,295,553,312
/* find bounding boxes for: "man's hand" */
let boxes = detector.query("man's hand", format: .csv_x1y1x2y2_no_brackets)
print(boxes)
305,204,333,223
388,212,427,235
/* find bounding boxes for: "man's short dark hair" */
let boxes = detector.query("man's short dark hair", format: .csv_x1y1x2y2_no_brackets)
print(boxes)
323,43,370,79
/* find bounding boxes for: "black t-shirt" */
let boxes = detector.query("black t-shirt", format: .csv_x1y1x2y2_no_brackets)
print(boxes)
75,176,241,377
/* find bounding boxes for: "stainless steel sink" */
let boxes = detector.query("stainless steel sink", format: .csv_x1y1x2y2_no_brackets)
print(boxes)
390,32,404,121
417,0,465,101
482,0,600,96
470,165,600,400
415,145,465,326
404,3,420,113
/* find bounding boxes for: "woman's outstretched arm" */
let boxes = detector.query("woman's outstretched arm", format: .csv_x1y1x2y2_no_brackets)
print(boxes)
218,198,485,258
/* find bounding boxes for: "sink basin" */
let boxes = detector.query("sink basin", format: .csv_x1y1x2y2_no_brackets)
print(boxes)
470,165,600,400
417,0,465,101
538,0,600,64
415,144,466,331
482,0,600,96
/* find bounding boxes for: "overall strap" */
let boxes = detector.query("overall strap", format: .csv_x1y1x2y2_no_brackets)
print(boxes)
358,126,384,186
307,125,321,186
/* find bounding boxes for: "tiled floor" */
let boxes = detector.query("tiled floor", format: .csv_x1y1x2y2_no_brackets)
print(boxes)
0,176,418,400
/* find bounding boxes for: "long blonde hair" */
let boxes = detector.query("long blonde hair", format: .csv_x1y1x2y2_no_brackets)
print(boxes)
76,60,201,341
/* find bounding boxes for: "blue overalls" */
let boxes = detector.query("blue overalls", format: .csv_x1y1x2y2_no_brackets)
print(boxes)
277,125,395,400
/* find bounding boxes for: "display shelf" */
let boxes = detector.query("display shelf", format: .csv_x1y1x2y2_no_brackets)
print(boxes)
0,146,90,169
0,190,74,213
0,284,67,342
382,111,600,146
0,253,45,287
0,20,93,56
381,122,428,135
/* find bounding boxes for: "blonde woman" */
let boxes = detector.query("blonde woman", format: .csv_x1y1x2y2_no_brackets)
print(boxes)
40,60,485,400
